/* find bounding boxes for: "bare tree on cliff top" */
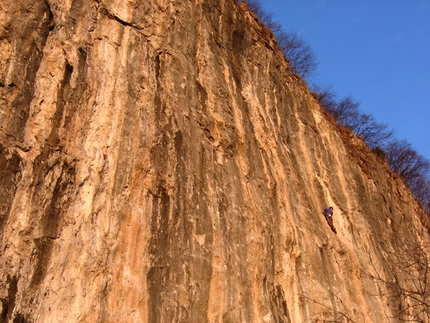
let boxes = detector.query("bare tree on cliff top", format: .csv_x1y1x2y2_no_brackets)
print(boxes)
314,87,393,149
384,139,430,213
244,0,318,80
275,31,318,80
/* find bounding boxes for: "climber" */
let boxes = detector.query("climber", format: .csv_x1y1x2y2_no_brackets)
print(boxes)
323,206,337,234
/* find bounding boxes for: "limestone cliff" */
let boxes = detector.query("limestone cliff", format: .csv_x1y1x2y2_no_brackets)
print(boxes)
1,0,429,322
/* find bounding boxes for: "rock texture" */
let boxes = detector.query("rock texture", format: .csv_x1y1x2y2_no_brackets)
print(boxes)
1,0,429,322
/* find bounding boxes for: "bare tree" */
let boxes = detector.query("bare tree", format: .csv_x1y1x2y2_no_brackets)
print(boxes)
275,31,318,79
326,95,360,125
348,113,393,149
313,84,338,112
313,86,393,149
312,86,360,126
384,139,430,212
410,176,430,214
244,0,318,80
360,236,430,323
299,294,357,323
245,0,282,32
384,140,430,185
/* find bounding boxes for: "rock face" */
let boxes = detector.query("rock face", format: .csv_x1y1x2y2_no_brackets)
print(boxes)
1,0,429,322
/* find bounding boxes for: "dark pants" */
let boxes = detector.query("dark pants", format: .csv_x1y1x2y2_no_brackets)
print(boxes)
325,215,337,233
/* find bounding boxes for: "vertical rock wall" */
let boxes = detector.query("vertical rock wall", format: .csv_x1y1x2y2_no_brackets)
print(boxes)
1,0,428,322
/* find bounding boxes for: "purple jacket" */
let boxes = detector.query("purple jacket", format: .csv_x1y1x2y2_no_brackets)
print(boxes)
324,208,333,217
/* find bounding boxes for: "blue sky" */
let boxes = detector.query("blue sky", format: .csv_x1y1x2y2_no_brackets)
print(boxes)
260,1,430,161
